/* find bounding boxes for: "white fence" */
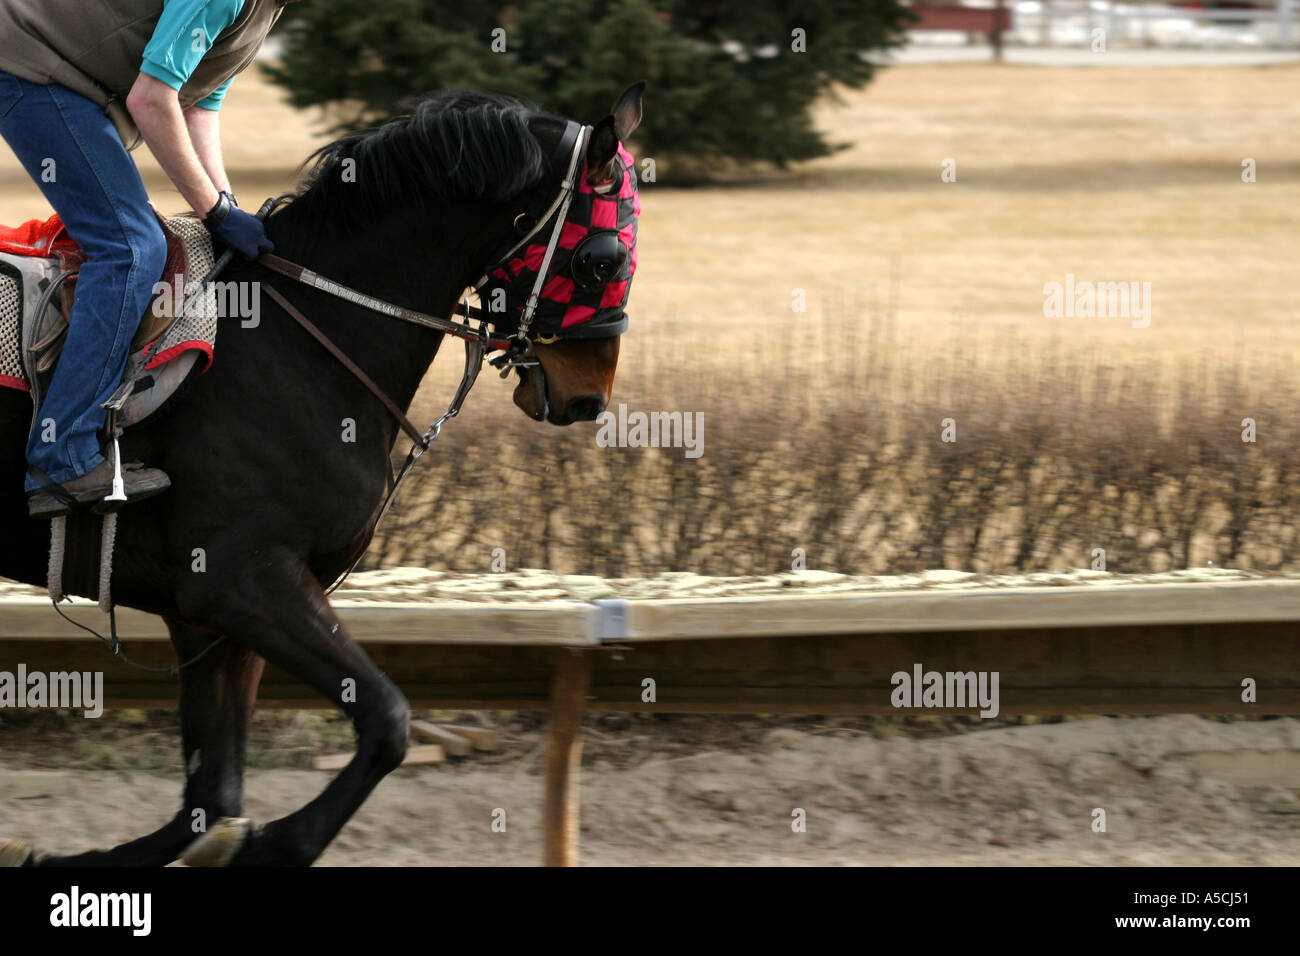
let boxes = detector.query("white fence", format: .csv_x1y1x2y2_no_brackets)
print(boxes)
915,0,1297,49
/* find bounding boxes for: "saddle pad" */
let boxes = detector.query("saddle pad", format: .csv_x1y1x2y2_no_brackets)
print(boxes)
0,262,26,391
0,216,219,426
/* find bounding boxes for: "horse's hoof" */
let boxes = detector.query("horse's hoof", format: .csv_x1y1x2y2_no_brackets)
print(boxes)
182,817,253,867
0,839,38,866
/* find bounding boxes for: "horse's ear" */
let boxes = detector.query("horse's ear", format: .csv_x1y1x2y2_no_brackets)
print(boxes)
585,117,620,186
611,80,645,142
585,81,645,186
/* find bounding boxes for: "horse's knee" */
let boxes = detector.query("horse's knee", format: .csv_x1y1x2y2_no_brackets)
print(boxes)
362,694,409,772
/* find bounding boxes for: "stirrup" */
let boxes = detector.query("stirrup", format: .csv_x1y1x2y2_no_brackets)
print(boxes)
101,380,136,504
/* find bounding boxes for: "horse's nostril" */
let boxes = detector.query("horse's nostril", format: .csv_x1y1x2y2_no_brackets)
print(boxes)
565,395,605,421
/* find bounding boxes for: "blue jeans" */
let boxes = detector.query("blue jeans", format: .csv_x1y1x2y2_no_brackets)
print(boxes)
0,72,167,491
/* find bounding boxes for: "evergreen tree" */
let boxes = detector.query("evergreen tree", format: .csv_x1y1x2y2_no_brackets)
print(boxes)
265,0,914,169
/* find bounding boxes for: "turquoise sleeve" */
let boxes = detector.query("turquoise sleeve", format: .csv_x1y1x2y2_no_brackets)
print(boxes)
139,0,247,107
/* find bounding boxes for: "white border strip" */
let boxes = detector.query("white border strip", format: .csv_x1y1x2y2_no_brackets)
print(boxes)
3,578,1300,646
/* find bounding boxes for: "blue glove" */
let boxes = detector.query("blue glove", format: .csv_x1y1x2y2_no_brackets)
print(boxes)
203,192,274,258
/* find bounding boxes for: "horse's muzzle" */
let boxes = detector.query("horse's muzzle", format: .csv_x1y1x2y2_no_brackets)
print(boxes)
558,395,605,423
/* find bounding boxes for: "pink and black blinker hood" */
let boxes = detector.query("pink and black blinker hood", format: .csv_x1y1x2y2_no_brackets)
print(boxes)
474,120,639,341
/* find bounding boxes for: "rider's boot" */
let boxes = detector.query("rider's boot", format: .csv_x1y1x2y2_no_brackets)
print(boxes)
26,458,170,519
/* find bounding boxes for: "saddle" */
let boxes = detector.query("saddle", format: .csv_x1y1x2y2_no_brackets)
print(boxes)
0,211,219,430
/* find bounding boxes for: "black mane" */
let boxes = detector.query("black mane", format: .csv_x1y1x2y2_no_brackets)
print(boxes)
281,90,552,228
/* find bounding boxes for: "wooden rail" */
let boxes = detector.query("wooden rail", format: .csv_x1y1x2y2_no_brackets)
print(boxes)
3,578,1298,863
3,579,1298,712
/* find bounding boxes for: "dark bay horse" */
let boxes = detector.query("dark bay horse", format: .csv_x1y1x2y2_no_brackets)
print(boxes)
0,84,644,866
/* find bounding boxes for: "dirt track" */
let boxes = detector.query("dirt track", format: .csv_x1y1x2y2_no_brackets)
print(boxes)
3,715,1296,865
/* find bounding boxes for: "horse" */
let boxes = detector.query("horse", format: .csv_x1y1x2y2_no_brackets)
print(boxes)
0,83,645,866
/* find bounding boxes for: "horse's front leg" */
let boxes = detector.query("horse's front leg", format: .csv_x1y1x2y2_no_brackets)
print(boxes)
10,619,262,867
177,548,408,867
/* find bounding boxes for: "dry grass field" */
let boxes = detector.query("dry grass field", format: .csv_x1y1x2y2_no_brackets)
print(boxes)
2,64,1298,575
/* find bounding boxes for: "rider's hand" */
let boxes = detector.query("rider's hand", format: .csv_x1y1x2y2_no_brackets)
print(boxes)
203,192,274,259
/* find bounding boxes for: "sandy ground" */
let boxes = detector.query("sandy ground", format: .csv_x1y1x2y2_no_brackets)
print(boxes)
2,715,1297,865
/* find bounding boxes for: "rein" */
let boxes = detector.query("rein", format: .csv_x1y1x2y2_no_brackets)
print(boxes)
258,252,516,352
254,252,498,594
261,283,430,448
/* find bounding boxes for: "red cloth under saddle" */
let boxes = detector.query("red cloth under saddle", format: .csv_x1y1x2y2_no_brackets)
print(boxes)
0,213,82,261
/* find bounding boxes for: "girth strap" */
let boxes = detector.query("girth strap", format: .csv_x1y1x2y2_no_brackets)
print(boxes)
262,285,427,448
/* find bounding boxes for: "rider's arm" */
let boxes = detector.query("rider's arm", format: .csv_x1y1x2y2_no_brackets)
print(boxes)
184,104,231,197
127,0,246,216
126,74,222,216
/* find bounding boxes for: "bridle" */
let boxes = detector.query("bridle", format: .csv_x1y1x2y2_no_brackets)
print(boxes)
244,117,631,589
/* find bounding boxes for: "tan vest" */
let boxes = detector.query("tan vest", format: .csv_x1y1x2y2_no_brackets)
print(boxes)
0,0,292,148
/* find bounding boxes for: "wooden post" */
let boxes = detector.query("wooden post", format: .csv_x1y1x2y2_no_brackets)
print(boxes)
542,648,593,866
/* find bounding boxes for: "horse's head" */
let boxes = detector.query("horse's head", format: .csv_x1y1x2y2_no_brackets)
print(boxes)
273,83,644,428
477,83,645,426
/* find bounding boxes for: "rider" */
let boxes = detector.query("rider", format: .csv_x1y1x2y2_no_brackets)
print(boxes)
0,1,287,519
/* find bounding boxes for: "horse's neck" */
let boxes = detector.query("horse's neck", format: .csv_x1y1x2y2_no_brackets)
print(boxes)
266,208,475,419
